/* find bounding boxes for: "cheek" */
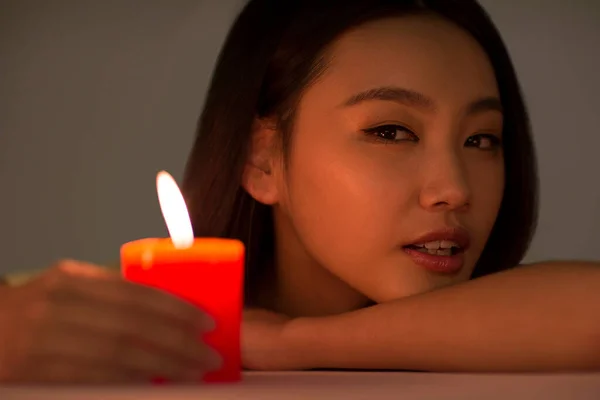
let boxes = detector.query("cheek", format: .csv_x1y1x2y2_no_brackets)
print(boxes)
280,131,406,269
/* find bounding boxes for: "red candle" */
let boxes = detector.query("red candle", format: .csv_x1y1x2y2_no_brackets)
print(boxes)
121,237,244,383
120,171,244,383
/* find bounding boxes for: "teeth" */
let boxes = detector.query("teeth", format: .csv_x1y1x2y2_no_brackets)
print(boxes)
416,248,453,256
418,240,459,250
424,241,440,250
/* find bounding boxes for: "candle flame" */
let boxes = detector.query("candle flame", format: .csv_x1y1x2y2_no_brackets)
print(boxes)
156,170,194,249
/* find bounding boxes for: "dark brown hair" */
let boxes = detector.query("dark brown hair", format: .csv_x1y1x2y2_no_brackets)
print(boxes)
182,0,538,305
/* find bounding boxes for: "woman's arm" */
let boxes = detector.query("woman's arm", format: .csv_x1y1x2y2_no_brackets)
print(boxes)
284,261,600,372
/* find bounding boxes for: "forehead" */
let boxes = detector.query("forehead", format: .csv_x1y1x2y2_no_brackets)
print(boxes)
317,14,499,106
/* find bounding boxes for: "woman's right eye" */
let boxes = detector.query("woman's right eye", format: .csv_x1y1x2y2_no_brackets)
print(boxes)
362,124,418,144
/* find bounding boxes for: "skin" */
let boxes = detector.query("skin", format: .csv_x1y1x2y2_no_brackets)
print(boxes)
245,15,505,317
0,261,221,383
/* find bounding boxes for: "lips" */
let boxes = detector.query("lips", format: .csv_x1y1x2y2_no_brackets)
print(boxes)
401,227,471,274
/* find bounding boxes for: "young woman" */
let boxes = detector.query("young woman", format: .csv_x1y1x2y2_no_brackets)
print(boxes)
1,0,599,383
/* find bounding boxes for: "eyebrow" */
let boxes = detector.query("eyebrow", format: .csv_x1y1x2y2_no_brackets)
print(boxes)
467,96,503,115
342,86,435,110
341,85,503,115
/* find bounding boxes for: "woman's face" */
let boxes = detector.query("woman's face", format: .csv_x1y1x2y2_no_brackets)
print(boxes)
267,14,504,313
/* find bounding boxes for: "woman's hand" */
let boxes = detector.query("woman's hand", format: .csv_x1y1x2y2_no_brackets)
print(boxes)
242,308,306,371
0,260,221,384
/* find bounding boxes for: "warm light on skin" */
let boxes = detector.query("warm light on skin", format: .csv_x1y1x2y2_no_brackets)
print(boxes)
156,170,194,249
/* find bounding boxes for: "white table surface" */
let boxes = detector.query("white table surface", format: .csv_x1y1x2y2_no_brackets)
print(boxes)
1,371,599,399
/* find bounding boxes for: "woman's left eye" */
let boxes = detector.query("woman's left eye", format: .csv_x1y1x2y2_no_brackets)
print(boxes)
465,134,502,150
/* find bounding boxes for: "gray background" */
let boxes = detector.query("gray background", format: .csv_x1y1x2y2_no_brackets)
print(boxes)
0,0,598,274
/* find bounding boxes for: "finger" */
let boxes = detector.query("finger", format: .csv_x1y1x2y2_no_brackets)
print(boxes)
32,320,222,381
44,259,215,331
61,274,215,332
43,299,221,372
30,323,220,382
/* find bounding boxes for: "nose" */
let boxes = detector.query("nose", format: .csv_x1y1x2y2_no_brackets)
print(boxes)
418,154,471,212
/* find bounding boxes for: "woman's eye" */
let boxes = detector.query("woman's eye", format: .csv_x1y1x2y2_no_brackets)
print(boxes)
363,124,418,143
465,134,502,150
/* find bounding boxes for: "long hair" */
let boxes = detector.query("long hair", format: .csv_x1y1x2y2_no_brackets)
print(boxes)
182,0,538,305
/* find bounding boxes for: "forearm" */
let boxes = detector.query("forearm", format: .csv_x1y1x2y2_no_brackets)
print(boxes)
285,261,600,372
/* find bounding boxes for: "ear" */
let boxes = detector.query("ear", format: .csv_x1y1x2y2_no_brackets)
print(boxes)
242,118,280,205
